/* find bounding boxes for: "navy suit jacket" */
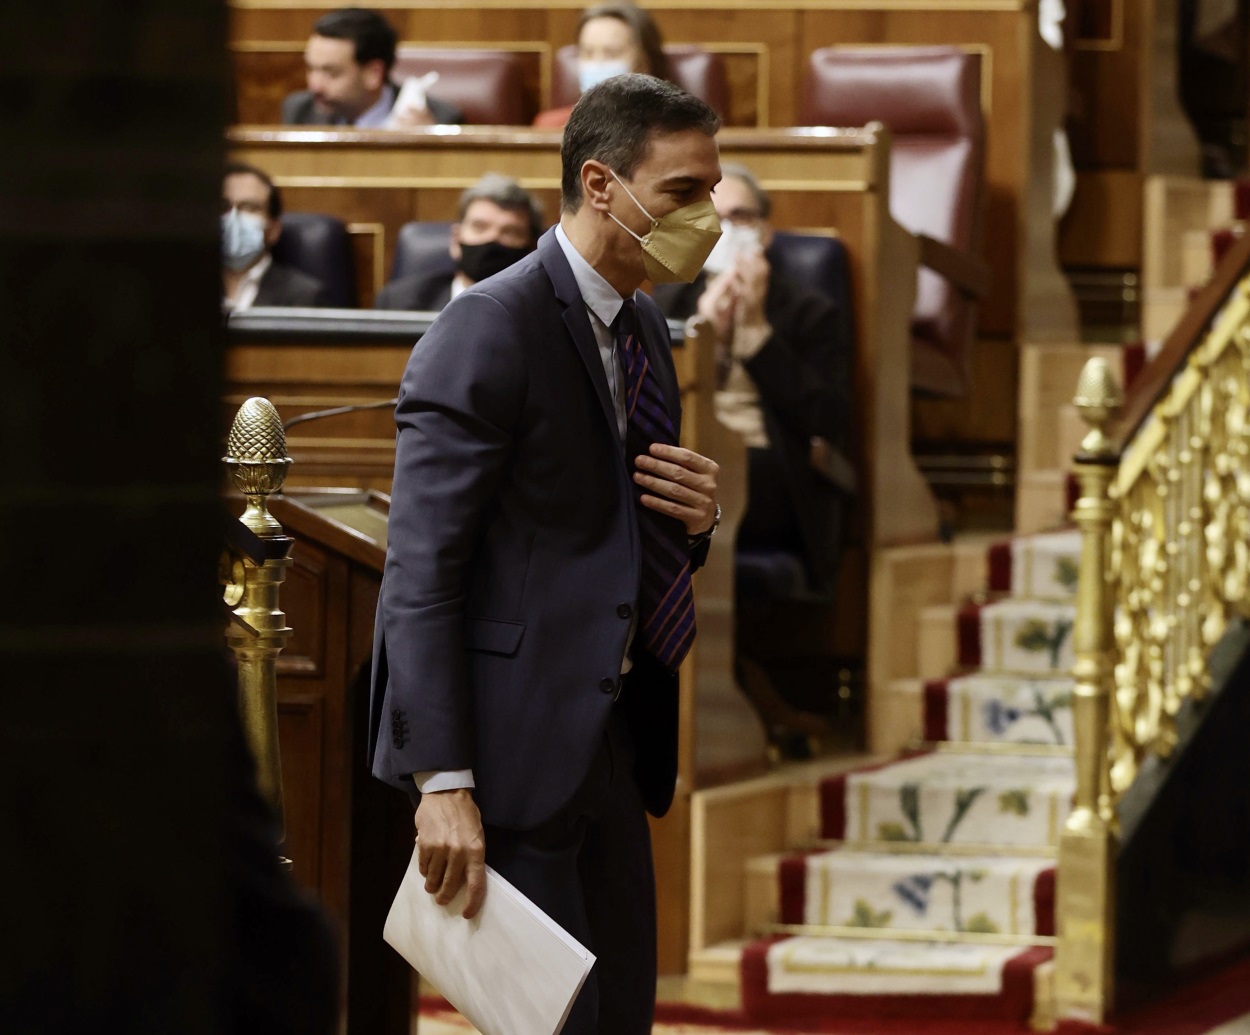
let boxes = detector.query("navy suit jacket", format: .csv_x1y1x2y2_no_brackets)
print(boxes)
368,228,701,830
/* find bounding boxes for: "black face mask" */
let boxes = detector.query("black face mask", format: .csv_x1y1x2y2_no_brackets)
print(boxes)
456,240,531,283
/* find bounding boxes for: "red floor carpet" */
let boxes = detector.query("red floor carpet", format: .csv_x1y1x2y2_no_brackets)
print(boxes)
416,953,1250,1034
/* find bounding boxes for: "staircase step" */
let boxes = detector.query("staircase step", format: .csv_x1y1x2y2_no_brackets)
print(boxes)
744,853,784,933
917,604,958,681
925,674,1075,746
951,532,1006,600
742,935,1052,1021
837,751,1075,848
781,848,1055,937
688,940,749,985
978,598,1076,675
1009,529,1081,600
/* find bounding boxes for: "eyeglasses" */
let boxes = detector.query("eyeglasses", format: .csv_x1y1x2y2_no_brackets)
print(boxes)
222,200,268,217
721,207,764,227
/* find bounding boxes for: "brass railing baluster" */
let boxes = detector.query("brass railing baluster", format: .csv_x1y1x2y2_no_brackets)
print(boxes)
1054,357,1122,1024
222,397,294,852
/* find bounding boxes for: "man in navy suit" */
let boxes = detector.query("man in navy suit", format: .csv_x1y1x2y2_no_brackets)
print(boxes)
369,75,723,1035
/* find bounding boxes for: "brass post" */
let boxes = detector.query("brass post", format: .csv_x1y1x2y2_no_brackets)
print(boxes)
1054,357,1123,1023
223,397,294,845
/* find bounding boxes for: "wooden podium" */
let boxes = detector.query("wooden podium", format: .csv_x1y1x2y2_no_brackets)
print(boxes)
265,488,411,1035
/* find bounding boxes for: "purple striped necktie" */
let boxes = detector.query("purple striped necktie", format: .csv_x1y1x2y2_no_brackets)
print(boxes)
616,298,696,672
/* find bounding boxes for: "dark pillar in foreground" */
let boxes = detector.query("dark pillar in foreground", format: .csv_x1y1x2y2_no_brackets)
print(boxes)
0,4,335,1032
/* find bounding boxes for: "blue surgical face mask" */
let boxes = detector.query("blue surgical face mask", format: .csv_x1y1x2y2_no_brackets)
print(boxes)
221,208,267,271
578,59,632,94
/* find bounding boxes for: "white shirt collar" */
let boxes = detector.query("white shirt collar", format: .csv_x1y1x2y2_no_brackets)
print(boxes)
554,224,630,328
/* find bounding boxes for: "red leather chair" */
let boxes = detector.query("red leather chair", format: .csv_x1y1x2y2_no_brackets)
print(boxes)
801,46,989,396
392,48,530,125
550,44,730,119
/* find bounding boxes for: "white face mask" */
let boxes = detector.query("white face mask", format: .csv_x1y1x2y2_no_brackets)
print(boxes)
606,170,722,285
221,209,267,271
578,59,632,94
701,222,763,276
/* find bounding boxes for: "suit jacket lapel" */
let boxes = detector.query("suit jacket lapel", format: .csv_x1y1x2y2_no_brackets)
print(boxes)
539,230,620,435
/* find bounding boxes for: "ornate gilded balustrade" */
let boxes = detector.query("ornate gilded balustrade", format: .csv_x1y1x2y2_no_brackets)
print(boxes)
1054,262,1250,1025
1108,287,1250,791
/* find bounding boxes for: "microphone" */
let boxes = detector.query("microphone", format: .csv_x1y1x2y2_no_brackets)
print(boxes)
283,398,399,430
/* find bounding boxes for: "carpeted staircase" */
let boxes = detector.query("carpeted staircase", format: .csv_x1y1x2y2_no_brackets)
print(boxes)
738,529,1081,1028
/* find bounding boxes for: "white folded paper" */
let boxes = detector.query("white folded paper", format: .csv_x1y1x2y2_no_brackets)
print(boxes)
384,845,595,1035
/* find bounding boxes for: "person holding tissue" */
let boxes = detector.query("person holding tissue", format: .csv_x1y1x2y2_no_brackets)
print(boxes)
369,75,722,1035
652,162,854,755
221,162,330,311
533,3,670,128
652,162,853,599
374,174,544,312
282,8,463,128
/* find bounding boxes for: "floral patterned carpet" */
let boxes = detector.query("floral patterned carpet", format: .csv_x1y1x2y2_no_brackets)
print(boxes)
742,530,1082,1023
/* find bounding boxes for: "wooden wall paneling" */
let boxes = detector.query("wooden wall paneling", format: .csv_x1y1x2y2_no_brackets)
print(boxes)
230,47,304,124
1058,168,1144,268
1138,0,1202,177
277,695,325,890
280,537,328,679
1068,0,1139,169
651,8,800,127
225,340,412,490
347,222,386,305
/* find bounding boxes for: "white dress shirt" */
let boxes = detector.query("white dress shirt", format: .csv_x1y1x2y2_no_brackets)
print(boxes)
222,253,272,313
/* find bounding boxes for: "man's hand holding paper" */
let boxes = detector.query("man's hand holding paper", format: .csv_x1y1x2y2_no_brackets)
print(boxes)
415,788,487,918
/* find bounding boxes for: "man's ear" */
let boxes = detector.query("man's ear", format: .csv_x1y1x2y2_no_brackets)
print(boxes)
760,222,775,250
581,161,613,212
448,222,462,262
264,216,282,249
361,58,386,92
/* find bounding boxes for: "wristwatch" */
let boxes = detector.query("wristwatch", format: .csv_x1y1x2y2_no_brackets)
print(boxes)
687,504,721,547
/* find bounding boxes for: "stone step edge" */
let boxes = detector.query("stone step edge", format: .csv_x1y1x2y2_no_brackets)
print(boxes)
737,936,1054,1022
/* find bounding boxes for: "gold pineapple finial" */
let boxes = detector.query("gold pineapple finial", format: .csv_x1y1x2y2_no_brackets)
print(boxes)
1073,357,1123,459
224,397,292,537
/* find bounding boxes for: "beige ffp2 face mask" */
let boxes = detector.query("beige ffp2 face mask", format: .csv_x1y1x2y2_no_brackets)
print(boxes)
607,170,722,284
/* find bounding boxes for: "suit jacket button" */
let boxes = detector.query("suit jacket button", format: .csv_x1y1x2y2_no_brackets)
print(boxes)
599,677,618,694
616,603,632,619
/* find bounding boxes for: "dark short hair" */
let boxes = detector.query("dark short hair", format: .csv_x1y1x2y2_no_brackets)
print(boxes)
458,173,545,244
719,161,772,219
577,2,669,80
561,74,720,212
223,161,283,220
312,8,398,77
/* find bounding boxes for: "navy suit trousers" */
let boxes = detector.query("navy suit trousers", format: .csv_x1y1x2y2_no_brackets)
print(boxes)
484,708,656,1035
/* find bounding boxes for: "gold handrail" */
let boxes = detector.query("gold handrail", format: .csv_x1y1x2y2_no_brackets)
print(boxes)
1055,273,1250,1023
